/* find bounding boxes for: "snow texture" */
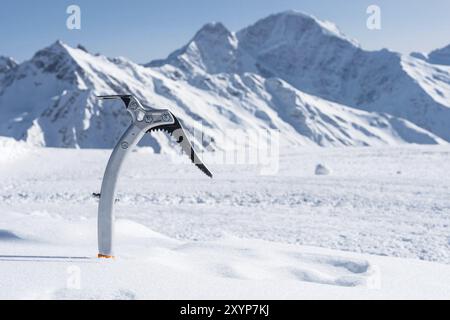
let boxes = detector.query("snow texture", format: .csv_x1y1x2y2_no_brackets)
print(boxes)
0,143,449,299
1,10,450,300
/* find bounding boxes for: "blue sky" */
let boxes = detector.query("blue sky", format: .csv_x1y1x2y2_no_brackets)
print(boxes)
1,0,450,63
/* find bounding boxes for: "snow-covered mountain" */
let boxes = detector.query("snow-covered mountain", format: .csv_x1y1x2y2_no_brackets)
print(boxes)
428,44,450,66
0,11,449,150
412,44,450,66
0,57,17,74
150,11,450,142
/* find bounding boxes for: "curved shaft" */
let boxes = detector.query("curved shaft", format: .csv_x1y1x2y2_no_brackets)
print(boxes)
98,123,146,256
95,94,210,258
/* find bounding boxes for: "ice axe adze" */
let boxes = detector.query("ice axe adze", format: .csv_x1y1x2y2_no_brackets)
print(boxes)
96,95,212,259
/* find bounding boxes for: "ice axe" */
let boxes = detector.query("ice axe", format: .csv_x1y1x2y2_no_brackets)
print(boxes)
96,95,212,259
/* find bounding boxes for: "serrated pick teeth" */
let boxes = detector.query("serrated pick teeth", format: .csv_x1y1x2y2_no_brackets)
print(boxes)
147,125,213,178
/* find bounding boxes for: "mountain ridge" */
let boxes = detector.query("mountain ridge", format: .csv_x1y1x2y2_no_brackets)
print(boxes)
411,44,450,66
148,11,450,142
0,11,449,150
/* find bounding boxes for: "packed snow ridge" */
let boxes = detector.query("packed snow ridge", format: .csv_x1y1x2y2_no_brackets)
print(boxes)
1,10,450,150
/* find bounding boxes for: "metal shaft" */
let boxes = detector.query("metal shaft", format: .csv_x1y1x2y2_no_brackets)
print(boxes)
98,123,145,257
95,95,208,258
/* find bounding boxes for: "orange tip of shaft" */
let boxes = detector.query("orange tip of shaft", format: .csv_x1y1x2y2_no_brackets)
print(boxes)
97,253,115,259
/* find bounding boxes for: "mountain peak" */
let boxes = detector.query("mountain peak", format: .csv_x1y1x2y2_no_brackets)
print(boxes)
185,21,239,73
0,56,18,73
147,21,238,73
50,40,69,50
194,22,231,39
191,21,236,47
271,9,317,21
237,10,358,49
147,10,360,76
190,21,237,50
428,44,450,66
28,41,85,83
33,40,70,59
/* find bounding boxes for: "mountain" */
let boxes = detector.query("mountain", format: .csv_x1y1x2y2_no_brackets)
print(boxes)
428,44,450,66
0,57,17,74
0,11,449,150
412,44,450,67
419,44,450,67
150,11,450,142
148,22,245,75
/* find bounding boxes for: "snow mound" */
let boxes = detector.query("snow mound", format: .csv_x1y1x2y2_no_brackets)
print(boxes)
115,219,175,241
0,211,381,299
315,164,331,176
1,210,449,299
0,137,29,164
169,237,377,287
0,147,450,299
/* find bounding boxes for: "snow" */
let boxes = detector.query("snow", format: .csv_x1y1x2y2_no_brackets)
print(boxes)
0,137,28,164
0,56,17,74
0,42,446,149
1,12,450,149
1,10,450,299
3,212,449,300
401,55,450,108
0,144,449,299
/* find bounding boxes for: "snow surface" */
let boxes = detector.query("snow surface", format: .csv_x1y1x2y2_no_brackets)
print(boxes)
0,143,449,299
1,10,450,299
0,137,28,164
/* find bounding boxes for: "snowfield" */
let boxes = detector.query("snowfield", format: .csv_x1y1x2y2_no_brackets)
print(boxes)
0,143,449,299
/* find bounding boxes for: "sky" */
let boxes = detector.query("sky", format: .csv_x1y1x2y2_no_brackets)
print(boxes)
0,0,449,63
